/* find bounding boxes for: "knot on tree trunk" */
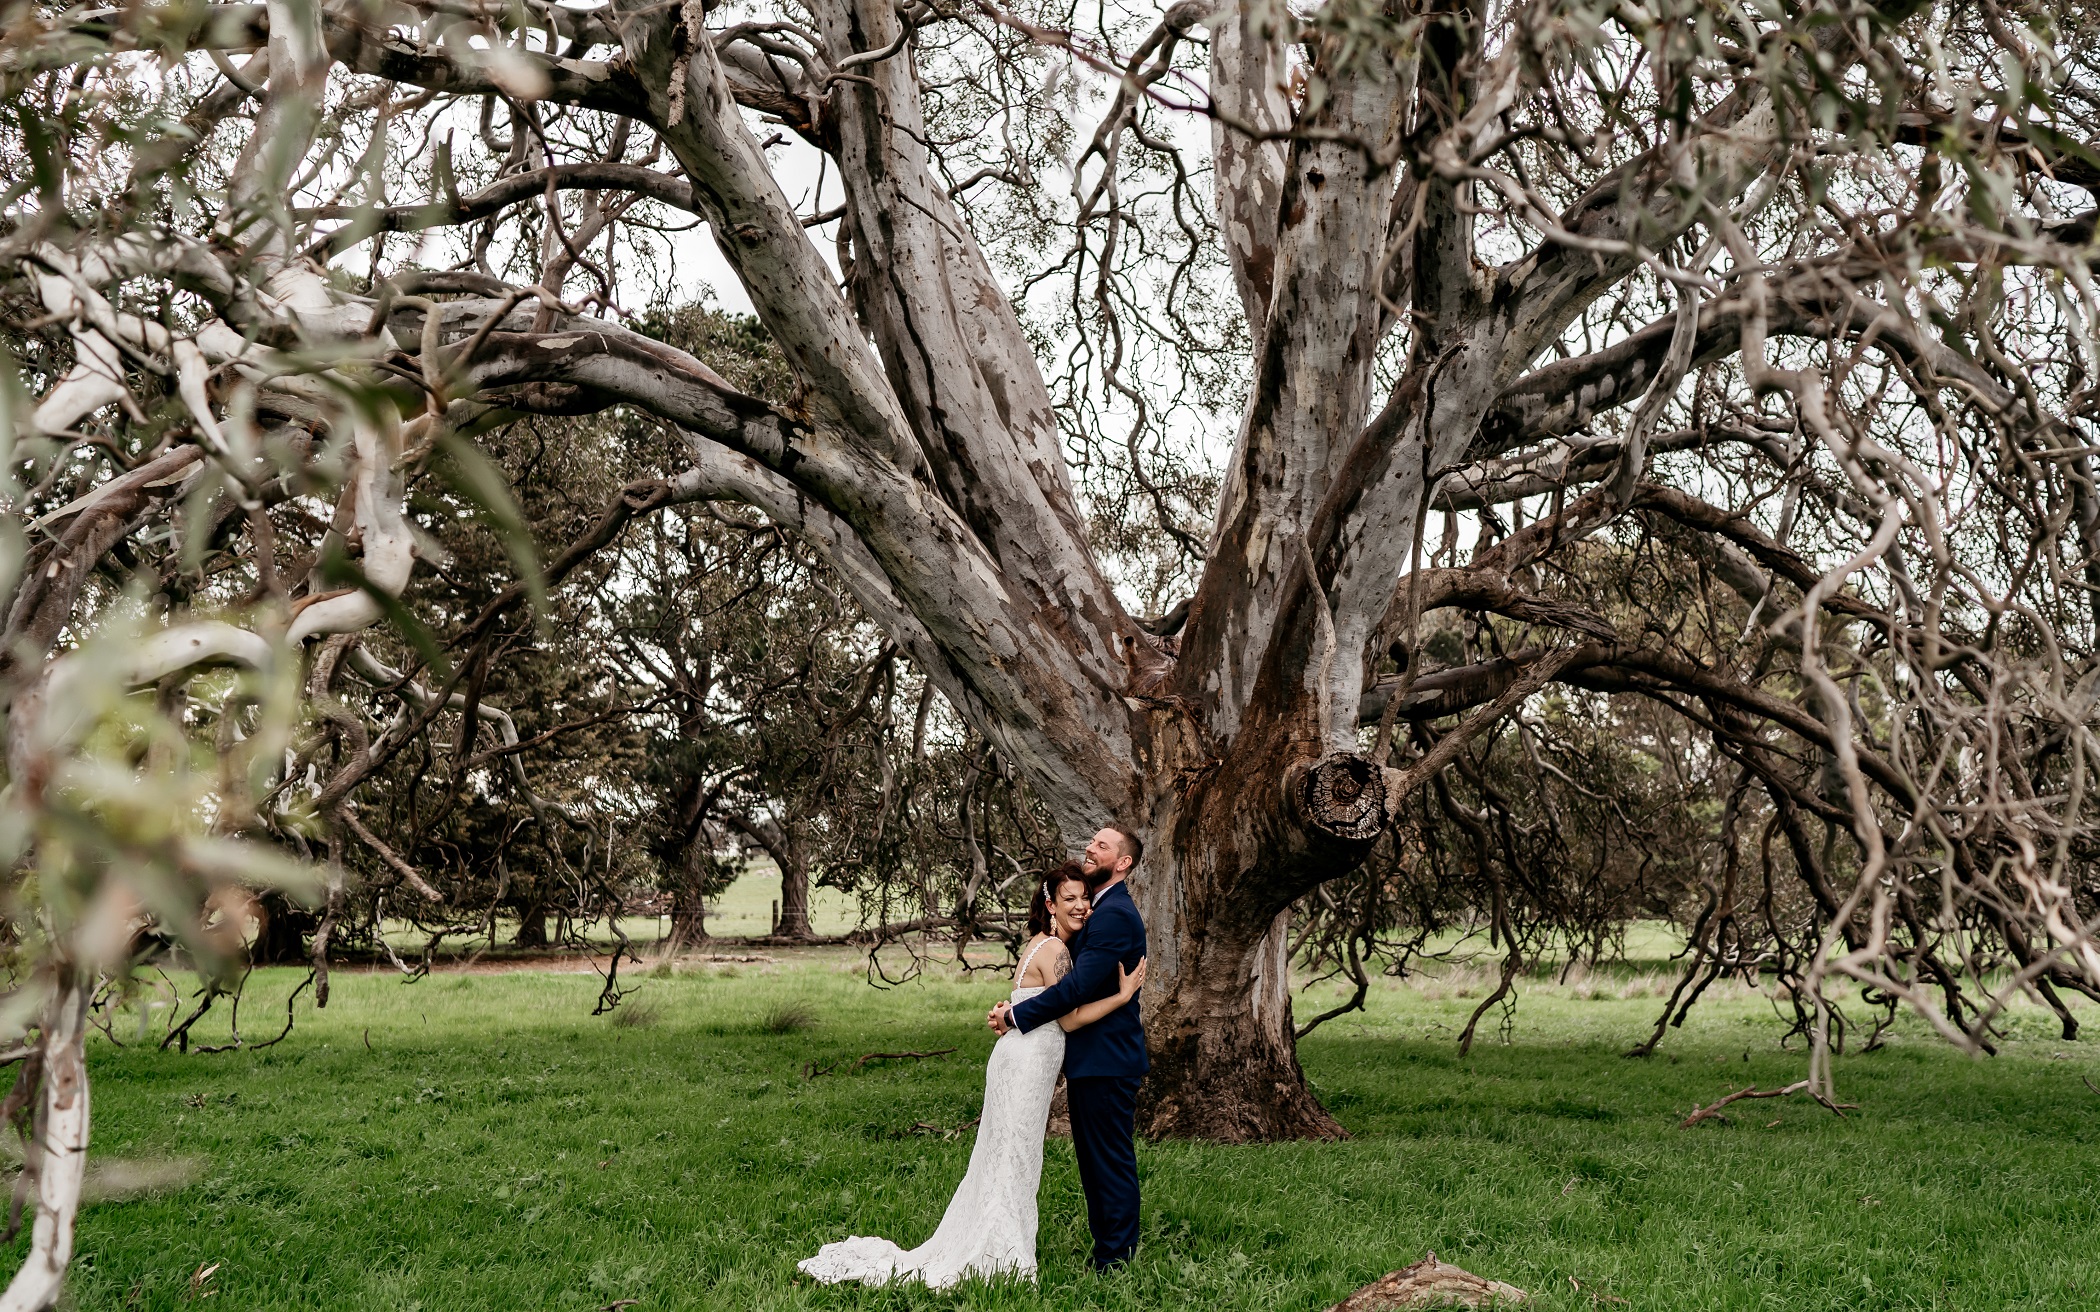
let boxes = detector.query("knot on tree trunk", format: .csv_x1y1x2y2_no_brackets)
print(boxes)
1292,753,1388,842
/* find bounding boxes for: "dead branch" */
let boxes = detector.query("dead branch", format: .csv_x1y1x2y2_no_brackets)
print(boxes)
803,1047,958,1080
1678,1081,1858,1129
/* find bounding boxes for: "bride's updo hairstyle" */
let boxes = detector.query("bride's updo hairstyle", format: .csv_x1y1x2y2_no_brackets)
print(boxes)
1025,861,1087,937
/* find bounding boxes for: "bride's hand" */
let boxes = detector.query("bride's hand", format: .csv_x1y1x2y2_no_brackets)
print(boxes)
1118,958,1147,999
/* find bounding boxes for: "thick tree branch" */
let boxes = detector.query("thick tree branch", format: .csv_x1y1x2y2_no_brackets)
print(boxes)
307,164,700,257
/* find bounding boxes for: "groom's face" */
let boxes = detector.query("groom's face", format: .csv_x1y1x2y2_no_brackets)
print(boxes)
1081,828,1129,885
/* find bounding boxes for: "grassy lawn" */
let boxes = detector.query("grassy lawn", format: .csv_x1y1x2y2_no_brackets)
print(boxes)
62,949,2100,1311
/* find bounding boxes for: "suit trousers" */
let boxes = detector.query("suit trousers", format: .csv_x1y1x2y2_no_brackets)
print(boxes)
1065,1074,1142,1269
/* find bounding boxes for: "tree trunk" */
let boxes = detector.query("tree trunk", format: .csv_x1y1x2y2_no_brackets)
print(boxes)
1137,901,1343,1141
1127,723,1388,1141
667,841,711,945
0,973,90,1312
776,846,812,940
1134,849,1349,1141
669,894,707,945
728,814,814,941
249,890,314,965
513,896,549,948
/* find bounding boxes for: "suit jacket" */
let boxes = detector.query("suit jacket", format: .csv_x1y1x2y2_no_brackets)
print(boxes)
1009,881,1149,1078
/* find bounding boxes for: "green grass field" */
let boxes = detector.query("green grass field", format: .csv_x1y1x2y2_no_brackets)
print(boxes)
58,944,2100,1311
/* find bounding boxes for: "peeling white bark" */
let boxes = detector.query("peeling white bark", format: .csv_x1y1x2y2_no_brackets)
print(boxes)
286,407,415,644
1203,0,1292,331
1182,53,1408,735
0,978,90,1312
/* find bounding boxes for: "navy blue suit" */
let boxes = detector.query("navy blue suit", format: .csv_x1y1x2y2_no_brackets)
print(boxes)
1009,881,1146,1269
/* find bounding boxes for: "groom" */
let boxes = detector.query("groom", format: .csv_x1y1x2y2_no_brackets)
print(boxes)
989,825,1148,1272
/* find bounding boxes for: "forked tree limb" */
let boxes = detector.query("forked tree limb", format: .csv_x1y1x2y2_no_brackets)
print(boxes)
1381,649,1583,813
1678,1080,1857,1129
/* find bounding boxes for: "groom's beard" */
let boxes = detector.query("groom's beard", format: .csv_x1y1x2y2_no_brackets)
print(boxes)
1081,862,1114,894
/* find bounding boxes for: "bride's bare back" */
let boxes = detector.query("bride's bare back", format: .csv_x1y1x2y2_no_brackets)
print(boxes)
1016,933,1069,989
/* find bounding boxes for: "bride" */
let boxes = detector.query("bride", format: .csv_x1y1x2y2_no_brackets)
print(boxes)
798,861,1145,1288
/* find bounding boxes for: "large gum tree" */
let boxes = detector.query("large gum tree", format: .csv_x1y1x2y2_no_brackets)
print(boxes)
8,0,2100,1205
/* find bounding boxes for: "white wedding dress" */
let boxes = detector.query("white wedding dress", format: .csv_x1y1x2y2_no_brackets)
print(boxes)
799,941,1066,1288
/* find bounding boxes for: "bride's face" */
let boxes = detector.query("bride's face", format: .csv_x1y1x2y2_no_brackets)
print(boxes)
1051,880,1090,938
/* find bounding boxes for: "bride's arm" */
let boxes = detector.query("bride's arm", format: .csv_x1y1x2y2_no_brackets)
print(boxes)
1057,959,1146,1032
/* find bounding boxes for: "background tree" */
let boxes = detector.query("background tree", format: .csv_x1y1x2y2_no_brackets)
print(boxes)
300,305,1057,968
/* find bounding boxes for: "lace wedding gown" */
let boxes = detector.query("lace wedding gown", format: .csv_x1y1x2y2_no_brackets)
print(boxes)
798,946,1066,1288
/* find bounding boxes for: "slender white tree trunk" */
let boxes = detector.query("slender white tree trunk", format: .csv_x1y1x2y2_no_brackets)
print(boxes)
0,975,91,1312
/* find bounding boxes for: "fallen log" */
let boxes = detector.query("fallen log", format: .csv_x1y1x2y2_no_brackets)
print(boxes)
1325,1253,1527,1310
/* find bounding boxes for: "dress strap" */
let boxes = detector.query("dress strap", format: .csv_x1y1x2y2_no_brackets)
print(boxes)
1015,936,1054,987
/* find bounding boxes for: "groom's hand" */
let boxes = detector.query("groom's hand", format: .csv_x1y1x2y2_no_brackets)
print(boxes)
987,1001,1012,1035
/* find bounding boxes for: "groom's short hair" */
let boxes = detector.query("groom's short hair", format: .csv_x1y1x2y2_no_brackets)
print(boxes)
1108,824,1143,869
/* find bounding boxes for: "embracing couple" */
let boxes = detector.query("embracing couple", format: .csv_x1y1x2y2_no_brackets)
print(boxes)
799,825,1149,1288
